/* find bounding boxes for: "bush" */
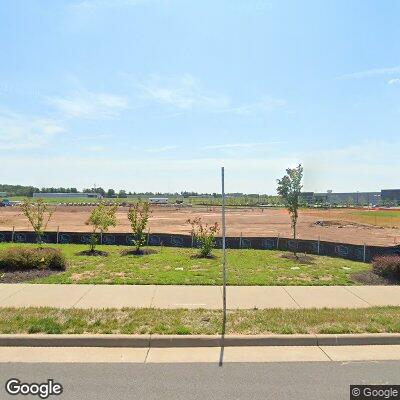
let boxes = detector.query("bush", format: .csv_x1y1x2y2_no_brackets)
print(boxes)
187,217,219,258
372,255,400,279
0,247,67,271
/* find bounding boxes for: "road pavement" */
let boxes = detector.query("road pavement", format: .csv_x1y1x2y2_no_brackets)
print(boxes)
1,360,400,399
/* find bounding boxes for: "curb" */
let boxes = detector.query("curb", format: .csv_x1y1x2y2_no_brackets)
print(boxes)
1,333,400,348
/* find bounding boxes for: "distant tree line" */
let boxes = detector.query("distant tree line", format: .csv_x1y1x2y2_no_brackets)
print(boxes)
0,185,80,197
0,184,284,204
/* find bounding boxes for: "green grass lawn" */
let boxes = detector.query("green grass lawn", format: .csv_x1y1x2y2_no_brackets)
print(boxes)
0,243,368,286
348,209,400,227
351,210,400,218
0,307,399,335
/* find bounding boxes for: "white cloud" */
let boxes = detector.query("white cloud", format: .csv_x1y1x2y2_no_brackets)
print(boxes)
72,133,114,141
136,73,285,116
337,65,400,80
145,145,180,153
3,140,400,193
46,90,129,119
137,73,230,111
219,97,286,116
388,78,400,85
204,142,281,150
0,109,64,150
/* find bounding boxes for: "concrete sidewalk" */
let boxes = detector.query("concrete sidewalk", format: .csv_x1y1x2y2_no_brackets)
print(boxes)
1,284,400,309
2,345,400,363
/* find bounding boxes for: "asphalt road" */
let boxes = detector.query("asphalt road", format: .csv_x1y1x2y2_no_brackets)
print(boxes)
1,361,400,400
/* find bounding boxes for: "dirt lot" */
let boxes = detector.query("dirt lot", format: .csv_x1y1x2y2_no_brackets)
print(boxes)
1,205,399,246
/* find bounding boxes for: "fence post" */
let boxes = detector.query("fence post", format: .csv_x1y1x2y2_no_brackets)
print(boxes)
191,232,194,248
100,232,103,245
277,233,280,250
317,236,320,255
146,228,150,246
11,226,15,243
239,232,242,249
363,243,366,263
56,226,60,244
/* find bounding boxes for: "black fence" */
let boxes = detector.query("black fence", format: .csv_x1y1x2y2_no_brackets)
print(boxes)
0,230,399,263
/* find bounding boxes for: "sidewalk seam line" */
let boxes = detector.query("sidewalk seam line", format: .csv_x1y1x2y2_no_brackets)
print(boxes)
0,284,28,303
318,345,333,361
282,287,301,308
71,285,95,308
343,287,371,306
149,286,157,308
145,334,153,363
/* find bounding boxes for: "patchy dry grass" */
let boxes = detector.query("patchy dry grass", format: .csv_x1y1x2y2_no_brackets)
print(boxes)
0,307,399,335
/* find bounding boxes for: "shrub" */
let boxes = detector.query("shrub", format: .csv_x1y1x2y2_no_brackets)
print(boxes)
0,247,67,271
86,202,118,252
187,217,219,258
20,199,54,246
372,255,400,279
127,201,151,254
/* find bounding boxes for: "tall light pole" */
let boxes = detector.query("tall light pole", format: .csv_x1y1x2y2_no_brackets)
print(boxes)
221,167,227,334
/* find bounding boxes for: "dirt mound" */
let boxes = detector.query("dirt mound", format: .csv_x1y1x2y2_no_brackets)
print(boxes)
313,220,378,229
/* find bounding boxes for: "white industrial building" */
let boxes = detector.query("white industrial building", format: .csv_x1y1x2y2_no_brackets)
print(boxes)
33,193,102,199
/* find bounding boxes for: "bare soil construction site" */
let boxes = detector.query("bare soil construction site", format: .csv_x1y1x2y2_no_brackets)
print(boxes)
1,205,399,247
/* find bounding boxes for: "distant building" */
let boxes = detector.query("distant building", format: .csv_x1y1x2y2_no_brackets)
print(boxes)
381,189,400,204
148,197,169,204
33,193,102,199
301,191,381,206
321,192,380,206
300,192,314,204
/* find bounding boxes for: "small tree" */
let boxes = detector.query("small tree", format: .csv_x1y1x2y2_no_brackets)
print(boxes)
187,217,219,258
20,199,53,246
127,201,150,254
86,202,118,252
277,164,303,257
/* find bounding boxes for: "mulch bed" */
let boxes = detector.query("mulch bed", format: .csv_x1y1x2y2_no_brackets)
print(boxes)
190,254,217,260
351,271,400,285
281,253,315,264
0,269,60,283
75,250,109,257
121,249,157,256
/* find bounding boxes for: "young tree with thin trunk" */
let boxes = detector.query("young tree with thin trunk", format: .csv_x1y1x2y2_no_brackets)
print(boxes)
86,202,118,253
277,164,303,257
127,201,150,254
20,199,53,247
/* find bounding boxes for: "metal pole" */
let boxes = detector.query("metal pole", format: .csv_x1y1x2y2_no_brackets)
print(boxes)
221,167,227,333
363,243,366,263
56,226,60,244
12,226,15,243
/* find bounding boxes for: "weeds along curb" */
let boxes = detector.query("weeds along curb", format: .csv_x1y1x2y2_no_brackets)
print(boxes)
1,334,400,348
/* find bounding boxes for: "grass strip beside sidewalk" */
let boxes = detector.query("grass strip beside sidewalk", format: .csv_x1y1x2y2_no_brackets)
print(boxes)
0,307,399,335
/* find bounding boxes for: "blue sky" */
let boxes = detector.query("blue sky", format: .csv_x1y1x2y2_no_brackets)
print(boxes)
0,0,399,194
